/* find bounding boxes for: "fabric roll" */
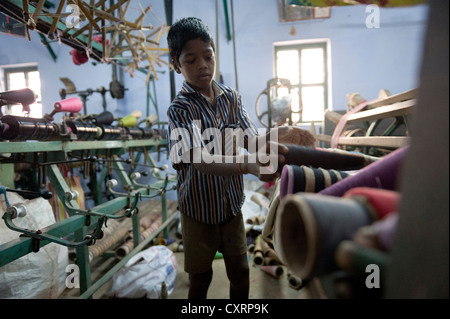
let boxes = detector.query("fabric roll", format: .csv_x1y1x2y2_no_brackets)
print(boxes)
282,144,369,171
319,146,409,197
274,193,374,281
343,187,400,219
280,165,349,199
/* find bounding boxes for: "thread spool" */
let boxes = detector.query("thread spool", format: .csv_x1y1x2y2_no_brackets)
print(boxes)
54,97,83,113
0,88,36,106
96,124,122,140
319,146,408,197
64,190,79,202
140,113,158,126
280,165,349,200
130,110,142,119
65,120,98,140
126,127,144,139
118,114,137,128
92,111,114,125
281,144,367,172
6,203,28,219
140,128,155,139
274,193,375,281
106,179,118,189
0,115,58,140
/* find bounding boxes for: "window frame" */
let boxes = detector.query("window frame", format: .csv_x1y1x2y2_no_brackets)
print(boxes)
274,41,329,123
2,65,42,117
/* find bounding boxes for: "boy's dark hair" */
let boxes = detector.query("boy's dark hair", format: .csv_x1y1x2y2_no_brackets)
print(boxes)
167,17,215,64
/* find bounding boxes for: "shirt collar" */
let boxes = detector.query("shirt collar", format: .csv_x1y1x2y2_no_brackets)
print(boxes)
181,80,225,98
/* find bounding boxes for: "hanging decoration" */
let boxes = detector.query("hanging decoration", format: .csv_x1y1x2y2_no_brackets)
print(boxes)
0,0,171,83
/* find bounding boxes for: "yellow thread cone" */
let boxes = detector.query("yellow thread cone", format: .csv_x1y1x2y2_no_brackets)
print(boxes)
119,114,137,127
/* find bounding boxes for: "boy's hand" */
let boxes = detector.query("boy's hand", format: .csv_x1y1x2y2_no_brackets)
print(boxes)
269,126,316,148
243,141,288,182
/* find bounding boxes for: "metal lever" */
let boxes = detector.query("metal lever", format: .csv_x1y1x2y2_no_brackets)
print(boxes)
63,189,140,219
2,204,106,252
128,173,171,198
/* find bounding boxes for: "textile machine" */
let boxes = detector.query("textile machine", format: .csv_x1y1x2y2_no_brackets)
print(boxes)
0,89,176,297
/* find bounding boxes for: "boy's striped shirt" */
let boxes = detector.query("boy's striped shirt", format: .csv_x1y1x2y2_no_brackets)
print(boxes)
167,80,259,224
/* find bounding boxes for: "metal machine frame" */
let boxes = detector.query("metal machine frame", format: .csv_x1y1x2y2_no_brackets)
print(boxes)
0,138,176,298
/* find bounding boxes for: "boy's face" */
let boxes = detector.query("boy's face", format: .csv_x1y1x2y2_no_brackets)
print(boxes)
174,38,216,96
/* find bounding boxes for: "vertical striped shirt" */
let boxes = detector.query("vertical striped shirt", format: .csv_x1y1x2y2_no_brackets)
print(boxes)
167,80,259,224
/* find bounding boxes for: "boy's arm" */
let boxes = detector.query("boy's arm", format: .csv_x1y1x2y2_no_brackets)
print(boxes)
184,142,288,182
247,126,316,150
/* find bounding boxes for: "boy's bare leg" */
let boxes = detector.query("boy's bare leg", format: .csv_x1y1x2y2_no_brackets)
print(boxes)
224,253,250,299
188,269,213,299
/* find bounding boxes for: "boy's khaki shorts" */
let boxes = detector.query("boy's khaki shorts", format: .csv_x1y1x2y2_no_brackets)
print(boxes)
180,211,248,274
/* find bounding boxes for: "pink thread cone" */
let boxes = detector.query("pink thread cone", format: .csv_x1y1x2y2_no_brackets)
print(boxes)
54,97,83,113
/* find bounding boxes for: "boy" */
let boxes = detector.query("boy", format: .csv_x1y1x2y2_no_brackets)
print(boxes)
167,17,314,299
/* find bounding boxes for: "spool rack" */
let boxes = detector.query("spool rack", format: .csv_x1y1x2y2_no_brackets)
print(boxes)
0,138,176,298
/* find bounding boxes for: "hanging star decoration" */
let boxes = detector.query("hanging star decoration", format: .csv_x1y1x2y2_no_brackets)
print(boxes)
0,0,171,83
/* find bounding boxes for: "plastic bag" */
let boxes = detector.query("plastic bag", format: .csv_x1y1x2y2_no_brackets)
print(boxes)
106,245,177,299
0,192,69,298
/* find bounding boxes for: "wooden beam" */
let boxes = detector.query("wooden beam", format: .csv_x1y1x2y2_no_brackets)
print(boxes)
346,99,416,124
48,0,65,36
324,109,343,124
336,136,410,149
316,134,410,149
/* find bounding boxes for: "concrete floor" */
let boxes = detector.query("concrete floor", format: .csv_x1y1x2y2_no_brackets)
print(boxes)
168,250,312,299
60,179,326,299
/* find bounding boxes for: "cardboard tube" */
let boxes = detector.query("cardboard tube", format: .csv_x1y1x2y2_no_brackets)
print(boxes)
246,215,265,225
287,273,303,290
335,240,389,275
254,251,264,266
274,193,374,281
260,265,284,279
89,218,131,261
343,187,400,219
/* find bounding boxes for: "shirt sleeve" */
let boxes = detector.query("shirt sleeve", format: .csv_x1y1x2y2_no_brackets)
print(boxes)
236,94,259,137
167,104,203,170
234,94,260,153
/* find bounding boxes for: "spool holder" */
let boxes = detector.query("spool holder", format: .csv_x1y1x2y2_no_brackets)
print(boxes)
63,189,141,220
2,204,106,252
107,176,170,199
129,172,173,197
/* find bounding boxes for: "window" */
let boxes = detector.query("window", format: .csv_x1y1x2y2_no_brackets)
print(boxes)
274,41,329,123
2,65,42,118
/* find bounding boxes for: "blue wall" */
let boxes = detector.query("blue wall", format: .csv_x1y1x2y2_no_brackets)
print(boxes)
0,0,430,202
1,1,429,124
